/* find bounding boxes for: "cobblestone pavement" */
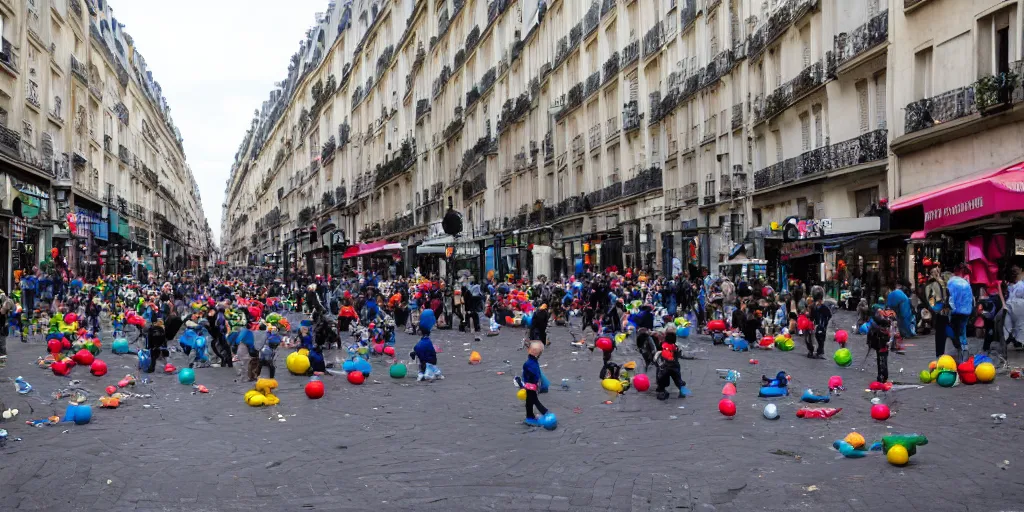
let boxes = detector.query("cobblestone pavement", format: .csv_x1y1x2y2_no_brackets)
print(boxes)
0,310,1022,511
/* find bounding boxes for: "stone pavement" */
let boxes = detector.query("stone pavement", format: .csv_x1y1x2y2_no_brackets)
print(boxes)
0,310,1022,511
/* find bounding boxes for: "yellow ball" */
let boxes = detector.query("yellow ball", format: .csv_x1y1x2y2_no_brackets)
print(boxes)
244,390,261,403
844,432,866,449
937,355,957,371
255,378,279,394
886,444,909,466
517,388,527,401
601,378,624,393
246,393,266,407
298,348,310,356
286,352,311,375
975,362,996,383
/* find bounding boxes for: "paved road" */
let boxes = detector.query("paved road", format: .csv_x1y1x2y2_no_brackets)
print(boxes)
0,311,1022,511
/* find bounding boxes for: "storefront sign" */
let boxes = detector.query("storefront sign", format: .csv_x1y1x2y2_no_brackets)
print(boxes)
782,216,880,241
781,241,817,261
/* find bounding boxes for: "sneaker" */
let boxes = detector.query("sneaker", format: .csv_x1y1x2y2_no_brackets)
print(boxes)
417,373,425,381
524,418,541,427
815,354,826,360
679,386,692,397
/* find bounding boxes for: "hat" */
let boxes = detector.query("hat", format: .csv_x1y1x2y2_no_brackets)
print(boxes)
539,303,548,310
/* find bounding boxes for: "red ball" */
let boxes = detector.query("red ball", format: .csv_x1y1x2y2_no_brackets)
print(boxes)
305,380,325,399
372,343,385,354
870,403,890,421
47,339,62,354
383,346,396,357
961,372,978,385
347,370,365,385
595,337,613,352
707,320,726,332
868,381,884,391
51,360,70,376
72,349,94,366
797,315,813,332
90,359,108,377
105,385,117,396
64,313,78,324
834,330,849,343
633,373,650,392
718,398,737,417
61,338,72,350
164,363,176,373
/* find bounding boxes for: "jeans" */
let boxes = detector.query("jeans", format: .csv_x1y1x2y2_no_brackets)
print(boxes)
525,389,548,419
950,313,969,355
933,311,949,358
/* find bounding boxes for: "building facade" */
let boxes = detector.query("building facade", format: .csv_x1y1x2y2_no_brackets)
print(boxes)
220,0,1023,285
0,0,212,284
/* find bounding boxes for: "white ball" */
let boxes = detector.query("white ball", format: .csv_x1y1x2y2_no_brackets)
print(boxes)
763,403,779,420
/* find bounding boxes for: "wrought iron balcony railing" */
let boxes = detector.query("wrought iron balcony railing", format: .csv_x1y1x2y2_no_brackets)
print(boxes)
747,0,814,62
753,59,827,123
623,166,663,197
904,87,976,134
753,129,887,190
834,10,888,69
623,100,642,133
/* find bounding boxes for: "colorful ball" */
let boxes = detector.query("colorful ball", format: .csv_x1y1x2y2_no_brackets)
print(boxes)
64,313,78,324
975,362,996,382
930,368,941,382
601,378,624,393
73,405,92,425
677,326,690,338
469,351,482,364
347,370,365,385
47,338,62,354
389,363,408,379
305,379,325,399
834,330,849,344
90,359,108,377
870,403,891,421
763,403,779,420
105,385,117,396
372,343,385,354
936,370,957,387
844,432,866,449
718,398,737,417
707,319,726,332
835,348,851,368
778,338,795,351
539,412,558,430
886,444,909,466
928,360,938,371
960,372,977,385
517,388,527,401
595,337,613,352
633,373,650,392
73,349,94,366
286,351,311,375
919,370,933,383
246,393,266,407
937,354,957,371
178,368,196,385
383,346,396,357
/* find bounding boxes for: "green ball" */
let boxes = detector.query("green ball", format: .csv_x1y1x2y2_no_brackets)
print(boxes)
778,339,795,351
833,348,852,367
919,369,933,383
936,370,957,388
389,363,407,379
930,368,941,382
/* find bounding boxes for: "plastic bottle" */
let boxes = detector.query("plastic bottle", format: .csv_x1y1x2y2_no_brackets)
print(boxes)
15,376,31,394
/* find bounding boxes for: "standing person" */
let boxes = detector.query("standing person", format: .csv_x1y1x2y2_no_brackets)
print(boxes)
809,286,831,359
947,273,973,361
518,341,549,426
530,303,550,346
466,280,483,333
145,319,169,373
19,268,37,340
205,307,232,368
0,290,14,365
925,267,949,358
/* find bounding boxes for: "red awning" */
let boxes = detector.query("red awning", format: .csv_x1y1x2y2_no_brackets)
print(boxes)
341,241,396,259
890,161,1024,234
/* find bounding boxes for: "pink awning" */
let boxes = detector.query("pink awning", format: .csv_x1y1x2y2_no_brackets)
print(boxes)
890,161,1024,234
341,241,402,259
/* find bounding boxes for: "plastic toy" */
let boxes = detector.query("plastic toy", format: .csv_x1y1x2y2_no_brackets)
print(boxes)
347,370,365,385
707,319,726,332
390,363,407,379
72,349,94,366
51,360,71,377
801,389,830,403
975,362,996,382
758,336,774,349
517,388,527,401
633,373,650,392
614,333,627,345
937,354,957,371
762,371,788,388
178,368,196,385
469,351,482,364
286,351,311,375
71,404,92,425
305,379,325,399
718,398,737,417
870,403,891,420
834,348,852,367
758,386,787,397
919,370,933,383
886,444,909,465
677,326,691,338
99,397,120,409
105,385,117,396
164,363,177,374
797,315,812,332
90,360,107,377
833,440,868,458
776,338,795,351
601,378,624,393
936,370,957,387
763,403,779,420
722,382,737,396
844,432,866,449
834,330,848,344
731,339,750,351
957,360,976,385
46,338,62,354
111,338,130,355
882,433,928,457
795,407,841,419
828,375,844,393
539,412,558,430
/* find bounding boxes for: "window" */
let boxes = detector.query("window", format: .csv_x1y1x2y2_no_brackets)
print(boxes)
796,198,807,218
874,72,886,130
772,50,782,88
856,79,869,134
752,208,762,227
799,26,811,68
730,213,742,242
977,6,1017,77
914,47,933,100
855,187,879,217
867,0,879,17
812,104,823,148
799,112,810,151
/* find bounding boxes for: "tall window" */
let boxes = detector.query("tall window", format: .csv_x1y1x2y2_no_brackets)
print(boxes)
799,112,810,151
812,104,823,148
914,47,933,100
874,72,887,130
773,129,782,162
856,79,869,134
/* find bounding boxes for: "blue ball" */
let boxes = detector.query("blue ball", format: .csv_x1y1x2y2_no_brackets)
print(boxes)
540,412,557,430
178,368,196,385
354,357,372,375
342,360,357,372
679,326,691,338
74,405,92,425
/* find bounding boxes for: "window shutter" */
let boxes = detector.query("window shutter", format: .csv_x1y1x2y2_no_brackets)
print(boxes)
800,113,810,151
856,80,869,134
875,73,887,130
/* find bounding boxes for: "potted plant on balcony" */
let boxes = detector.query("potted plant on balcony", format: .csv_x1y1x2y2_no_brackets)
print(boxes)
975,70,1019,115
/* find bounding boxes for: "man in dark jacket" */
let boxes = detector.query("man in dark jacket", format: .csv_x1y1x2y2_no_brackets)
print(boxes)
530,303,550,345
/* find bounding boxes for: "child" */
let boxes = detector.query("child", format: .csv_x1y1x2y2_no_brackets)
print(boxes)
298,324,313,351
809,287,831,359
518,341,549,426
309,345,326,374
410,329,439,382
145,319,168,373
868,309,892,383
741,301,760,346
240,331,260,381
654,331,688,400
257,332,281,378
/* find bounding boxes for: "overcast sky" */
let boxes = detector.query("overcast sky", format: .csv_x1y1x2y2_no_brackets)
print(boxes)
110,0,329,246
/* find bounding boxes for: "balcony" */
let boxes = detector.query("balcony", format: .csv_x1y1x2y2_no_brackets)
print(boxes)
375,138,417,187
0,124,20,159
623,166,663,197
642,20,663,59
904,87,976,134
586,180,624,209
623,100,642,133
321,136,336,165
753,128,887,190
622,39,640,68
834,10,888,71
584,2,600,38
382,213,415,237
601,0,616,17
442,109,464,142
556,195,587,217
497,92,530,132
747,0,814,62
701,114,717,145
606,115,621,142
589,125,602,151
415,99,431,123
754,59,827,123
70,54,88,83
462,168,486,201
602,52,620,84
699,50,735,90
0,38,17,73
585,71,601,98
681,182,699,204
680,0,697,32
118,145,130,165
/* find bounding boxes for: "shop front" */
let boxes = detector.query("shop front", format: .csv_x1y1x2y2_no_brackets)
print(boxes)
72,204,106,280
661,219,699,278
